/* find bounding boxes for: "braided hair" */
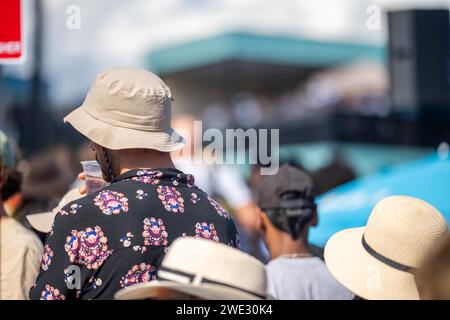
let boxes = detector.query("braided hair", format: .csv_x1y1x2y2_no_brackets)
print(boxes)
102,147,115,182
264,190,316,240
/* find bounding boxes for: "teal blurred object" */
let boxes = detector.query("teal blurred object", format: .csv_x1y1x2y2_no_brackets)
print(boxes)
309,153,450,248
0,130,15,169
148,32,385,75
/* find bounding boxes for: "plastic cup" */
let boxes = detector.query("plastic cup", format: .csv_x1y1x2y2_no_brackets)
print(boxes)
80,160,109,194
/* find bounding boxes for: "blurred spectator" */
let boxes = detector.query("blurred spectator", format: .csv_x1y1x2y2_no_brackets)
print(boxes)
172,114,265,259
0,130,43,300
14,148,74,240
417,236,450,300
115,237,267,300
312,154,356,195
325,196,448,300
201,102,232,129
172,114,257,231
2,163,23,216
231,92,264,127
193,61,388,128
20,146,74,200
255,164,353,300
26,188,85,234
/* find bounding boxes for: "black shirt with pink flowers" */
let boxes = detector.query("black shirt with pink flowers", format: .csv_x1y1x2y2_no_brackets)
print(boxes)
29,168,240,300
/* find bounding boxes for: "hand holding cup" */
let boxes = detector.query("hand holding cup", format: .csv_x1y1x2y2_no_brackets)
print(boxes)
79,161,109,194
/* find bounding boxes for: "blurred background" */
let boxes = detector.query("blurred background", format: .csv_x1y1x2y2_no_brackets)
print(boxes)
1,0,450,248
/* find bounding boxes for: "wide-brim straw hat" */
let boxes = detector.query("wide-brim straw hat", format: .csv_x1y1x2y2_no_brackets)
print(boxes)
115,237,267,300
64,68,185,152
26,188,84,232
324,195,448,300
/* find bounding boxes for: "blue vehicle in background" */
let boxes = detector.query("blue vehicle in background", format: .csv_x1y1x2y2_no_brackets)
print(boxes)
310,152,450,247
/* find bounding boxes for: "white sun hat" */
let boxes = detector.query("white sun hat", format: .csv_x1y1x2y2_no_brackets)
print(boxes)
26,188,84,233
324,195,448,300
115,237,268,300
64,68,185,152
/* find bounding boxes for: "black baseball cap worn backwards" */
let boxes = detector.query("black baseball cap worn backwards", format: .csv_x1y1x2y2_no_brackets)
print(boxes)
255,164,316,239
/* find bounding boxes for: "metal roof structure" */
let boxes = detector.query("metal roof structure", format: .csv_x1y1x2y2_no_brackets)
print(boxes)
148,32,386,76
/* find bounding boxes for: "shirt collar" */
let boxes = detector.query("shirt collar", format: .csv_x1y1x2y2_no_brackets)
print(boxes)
112,168,196,187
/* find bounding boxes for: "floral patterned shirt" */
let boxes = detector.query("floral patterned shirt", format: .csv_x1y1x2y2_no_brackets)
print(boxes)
29,168,239,300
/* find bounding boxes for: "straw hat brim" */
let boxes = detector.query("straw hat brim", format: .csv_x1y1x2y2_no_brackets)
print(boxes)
324,227,420,300
115,280,264,300
26,211,56,233
64,106,185,152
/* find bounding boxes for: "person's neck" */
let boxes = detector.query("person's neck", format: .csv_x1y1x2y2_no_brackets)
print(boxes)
270,234,310,259
119,155,176,175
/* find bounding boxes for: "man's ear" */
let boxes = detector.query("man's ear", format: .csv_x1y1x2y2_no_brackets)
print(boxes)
255,207,267,231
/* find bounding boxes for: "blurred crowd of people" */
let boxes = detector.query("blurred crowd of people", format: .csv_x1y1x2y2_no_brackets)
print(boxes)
201,62,389,129
0,68,449,301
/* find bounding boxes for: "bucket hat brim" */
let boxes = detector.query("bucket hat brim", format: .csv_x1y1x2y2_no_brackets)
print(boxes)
64,106,185,152
115,280,264,300
324,227,420,300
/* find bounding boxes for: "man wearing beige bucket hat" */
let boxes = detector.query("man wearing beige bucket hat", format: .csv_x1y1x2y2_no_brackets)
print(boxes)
115,237,268,300
324,195,448,300
30,68,239,300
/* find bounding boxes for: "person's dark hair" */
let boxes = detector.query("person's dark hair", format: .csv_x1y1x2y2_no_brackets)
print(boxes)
0,154,5,198
1,167,22,201
264,190,316,240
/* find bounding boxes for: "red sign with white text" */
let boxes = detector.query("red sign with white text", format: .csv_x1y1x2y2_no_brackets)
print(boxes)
0,0,23,63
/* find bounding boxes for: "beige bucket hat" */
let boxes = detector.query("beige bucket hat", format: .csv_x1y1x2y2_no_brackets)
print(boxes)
64,68,185,152
26,188,84,233
115,237,268,300
324,195,448,300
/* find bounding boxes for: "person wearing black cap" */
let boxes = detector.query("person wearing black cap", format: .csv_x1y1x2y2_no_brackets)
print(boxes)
255,164,353,300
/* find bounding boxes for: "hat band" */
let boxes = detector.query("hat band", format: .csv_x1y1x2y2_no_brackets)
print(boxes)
82,105,171,132
362,234,417,273
157,266,266,299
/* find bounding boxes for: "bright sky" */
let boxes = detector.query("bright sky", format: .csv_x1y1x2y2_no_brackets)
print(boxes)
3,0,450,107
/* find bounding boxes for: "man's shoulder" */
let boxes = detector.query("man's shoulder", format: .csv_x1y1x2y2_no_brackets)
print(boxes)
58,182,132,215
58,191,96,216
0,217,43,252
57,180,234,227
